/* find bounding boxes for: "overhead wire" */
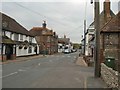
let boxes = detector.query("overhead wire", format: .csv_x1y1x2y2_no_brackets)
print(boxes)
14,2,82,29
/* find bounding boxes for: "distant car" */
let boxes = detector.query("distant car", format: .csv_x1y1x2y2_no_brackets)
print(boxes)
63,46,71,54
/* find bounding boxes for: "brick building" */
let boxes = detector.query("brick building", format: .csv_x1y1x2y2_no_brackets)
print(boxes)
29,21,58,55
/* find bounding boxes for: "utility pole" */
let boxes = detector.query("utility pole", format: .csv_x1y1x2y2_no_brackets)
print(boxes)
94,0,101,77
84,20,86,55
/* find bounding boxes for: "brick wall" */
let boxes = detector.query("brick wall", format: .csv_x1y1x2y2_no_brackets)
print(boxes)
101,63,119,89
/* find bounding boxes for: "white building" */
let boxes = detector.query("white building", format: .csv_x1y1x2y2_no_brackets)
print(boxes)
85,22,95,57
0,13,39,61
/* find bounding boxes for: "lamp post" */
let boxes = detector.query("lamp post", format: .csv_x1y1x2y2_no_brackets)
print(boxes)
91,0,101,77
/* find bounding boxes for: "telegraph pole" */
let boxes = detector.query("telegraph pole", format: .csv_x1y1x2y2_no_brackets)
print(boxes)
91,0,101,77
94,0,101,77
84,20,86,55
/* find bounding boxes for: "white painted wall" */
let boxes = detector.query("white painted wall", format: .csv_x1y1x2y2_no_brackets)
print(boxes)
85,33,89,56
4,30,40,56
5,31,11,38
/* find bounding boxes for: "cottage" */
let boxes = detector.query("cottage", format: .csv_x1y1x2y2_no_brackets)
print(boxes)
100,11,120,71
83,0,115,65
29,21,58,55
0,13,39,61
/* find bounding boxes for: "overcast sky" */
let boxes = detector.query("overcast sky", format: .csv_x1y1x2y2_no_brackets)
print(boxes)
1,0,119,43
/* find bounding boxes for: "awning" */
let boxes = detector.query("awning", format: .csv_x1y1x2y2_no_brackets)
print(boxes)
2,36,16,44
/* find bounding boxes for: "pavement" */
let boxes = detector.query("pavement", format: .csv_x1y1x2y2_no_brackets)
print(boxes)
0,53,65,65
2,52,109,88
0,54,45,64
76,57,88,67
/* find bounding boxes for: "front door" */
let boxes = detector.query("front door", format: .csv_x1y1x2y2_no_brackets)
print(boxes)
5,45,13,60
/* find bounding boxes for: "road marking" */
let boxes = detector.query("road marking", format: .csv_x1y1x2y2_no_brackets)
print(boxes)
84,77,87,89
75,77,81,83
18,69,26,72
49,60,52,62
38,63,41,66
74,56,76,58
0,72,18,78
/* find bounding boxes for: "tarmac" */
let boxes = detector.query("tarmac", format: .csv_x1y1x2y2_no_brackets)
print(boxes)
1,53,111,89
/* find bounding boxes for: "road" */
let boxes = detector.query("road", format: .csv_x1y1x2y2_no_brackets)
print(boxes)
2,52,107,88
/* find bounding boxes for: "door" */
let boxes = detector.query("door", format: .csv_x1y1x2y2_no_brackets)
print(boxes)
5,45,13,60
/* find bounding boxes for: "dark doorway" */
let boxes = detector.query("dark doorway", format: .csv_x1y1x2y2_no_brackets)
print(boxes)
5,45,13,60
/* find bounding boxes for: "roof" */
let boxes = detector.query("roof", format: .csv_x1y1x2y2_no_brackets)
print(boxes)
58,38,70,44
101,11,120,33
88,9,115,31
29,27,54,36
99,10,115,30
1,12,34,36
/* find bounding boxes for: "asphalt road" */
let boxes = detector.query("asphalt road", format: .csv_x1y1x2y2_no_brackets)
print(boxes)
2,52,107,88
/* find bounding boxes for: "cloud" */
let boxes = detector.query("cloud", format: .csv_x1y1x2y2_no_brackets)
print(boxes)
1,1,119,43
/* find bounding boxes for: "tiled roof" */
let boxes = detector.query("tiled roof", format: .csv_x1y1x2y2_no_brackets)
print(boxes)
99,10,115,30
101,11,120,33
1,12,34,36
88,9,115,31
29,27,54,36
58,38,70,44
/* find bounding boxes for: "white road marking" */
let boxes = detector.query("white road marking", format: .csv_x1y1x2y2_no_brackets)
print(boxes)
75,77,81,83
49,60,52,62
84,77,87,88
74,56,76,58
18,69,26,72
38,63,41,66
0,72,18,78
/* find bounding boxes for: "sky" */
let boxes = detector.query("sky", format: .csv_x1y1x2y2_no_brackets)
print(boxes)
1,0,119,43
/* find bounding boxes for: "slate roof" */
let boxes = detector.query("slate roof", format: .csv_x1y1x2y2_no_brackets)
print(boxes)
1,12,34,36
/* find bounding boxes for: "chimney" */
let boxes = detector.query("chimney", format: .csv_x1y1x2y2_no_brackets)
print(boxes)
42,20,46,28
64,35,66,38
104,0,111,20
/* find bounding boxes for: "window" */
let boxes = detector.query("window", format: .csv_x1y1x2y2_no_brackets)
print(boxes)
29,37,32,43
42,30,46,34
47,36,50,42
20,34,23,41
28,46,32,53
10,32,13,39
14,33,18,41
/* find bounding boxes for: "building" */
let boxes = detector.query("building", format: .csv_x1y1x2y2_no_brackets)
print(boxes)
86,22,95,57
0,13,39,61
82,0,115,65
100,11,120,71
29,21,58,55
58,35,73,53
